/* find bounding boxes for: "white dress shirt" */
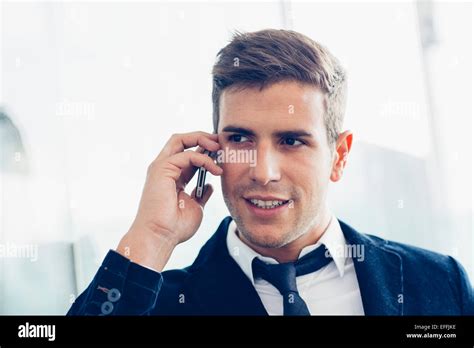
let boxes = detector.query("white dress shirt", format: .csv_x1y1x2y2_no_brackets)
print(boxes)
226,216,365,315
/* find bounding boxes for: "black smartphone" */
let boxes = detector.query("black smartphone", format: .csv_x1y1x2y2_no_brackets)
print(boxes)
195,150,215,199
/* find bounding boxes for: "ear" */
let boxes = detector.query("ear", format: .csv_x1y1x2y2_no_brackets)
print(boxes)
330,130,353,182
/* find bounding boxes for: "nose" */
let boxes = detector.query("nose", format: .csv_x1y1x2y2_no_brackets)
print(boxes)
248,142,281,185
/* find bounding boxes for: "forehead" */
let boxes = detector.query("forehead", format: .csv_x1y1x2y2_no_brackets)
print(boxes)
218,80,326,133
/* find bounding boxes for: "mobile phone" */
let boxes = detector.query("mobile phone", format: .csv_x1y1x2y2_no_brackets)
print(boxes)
195,150,215,199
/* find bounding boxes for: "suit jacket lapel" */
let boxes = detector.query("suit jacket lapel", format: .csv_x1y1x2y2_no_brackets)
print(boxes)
184,217,404,316
185,216,268,315
339,220,404,315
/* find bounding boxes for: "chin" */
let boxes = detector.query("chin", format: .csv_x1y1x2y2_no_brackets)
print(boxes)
239,224,291,249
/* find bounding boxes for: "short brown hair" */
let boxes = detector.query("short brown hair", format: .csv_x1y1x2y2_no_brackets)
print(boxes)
211,29,347,146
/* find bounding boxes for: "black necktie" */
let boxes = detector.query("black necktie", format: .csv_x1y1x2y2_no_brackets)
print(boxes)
252,244,332,315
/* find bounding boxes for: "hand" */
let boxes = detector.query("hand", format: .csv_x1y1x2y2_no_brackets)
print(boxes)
117,131,222,271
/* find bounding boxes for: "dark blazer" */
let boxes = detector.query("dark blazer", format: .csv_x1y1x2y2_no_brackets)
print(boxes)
67,216,473,315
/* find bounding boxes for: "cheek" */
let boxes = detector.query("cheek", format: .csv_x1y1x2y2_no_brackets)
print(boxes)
220,163,246,193
289,158,330,197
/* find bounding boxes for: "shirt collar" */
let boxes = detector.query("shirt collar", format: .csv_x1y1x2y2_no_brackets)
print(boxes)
226,215,348,286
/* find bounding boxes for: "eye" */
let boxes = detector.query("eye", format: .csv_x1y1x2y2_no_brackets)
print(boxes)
228,134,250,143
282,137,304,146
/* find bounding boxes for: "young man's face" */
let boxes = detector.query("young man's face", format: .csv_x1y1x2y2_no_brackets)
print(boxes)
218,80,342,249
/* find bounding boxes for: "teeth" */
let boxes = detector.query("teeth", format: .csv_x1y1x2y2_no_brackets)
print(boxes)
249,199,287,209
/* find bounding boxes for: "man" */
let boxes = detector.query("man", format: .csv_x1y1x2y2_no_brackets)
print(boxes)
67,29,473,316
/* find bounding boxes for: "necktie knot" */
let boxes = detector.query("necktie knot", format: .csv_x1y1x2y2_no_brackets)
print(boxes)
252,244,333,315
252,259,298,294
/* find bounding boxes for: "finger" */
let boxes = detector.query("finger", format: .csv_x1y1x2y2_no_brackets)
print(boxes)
177,148,218,189
158,132,219,159
181,145,219,184
168,151,223,177
176,146,206,188
195,146,206,154
176,165,199,191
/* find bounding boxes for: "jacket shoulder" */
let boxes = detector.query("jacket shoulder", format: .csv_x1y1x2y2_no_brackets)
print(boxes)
363,233,473,314
366,233,454,265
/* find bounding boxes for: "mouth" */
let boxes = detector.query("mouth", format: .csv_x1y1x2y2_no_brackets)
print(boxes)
245,198,290,209
243,196,291,217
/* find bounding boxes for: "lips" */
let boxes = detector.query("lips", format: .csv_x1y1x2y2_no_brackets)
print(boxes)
243,197,290,217
243,195,289,201
247,198,289,209
243,195,291,210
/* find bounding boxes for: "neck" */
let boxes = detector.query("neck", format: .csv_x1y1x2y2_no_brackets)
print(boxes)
239,209,333,263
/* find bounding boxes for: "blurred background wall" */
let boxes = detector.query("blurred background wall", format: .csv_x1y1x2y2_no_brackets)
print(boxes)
0,0,472,314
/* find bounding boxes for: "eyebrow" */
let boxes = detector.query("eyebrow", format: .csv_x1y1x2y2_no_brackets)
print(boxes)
221,125,314,138
221,126,256,136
